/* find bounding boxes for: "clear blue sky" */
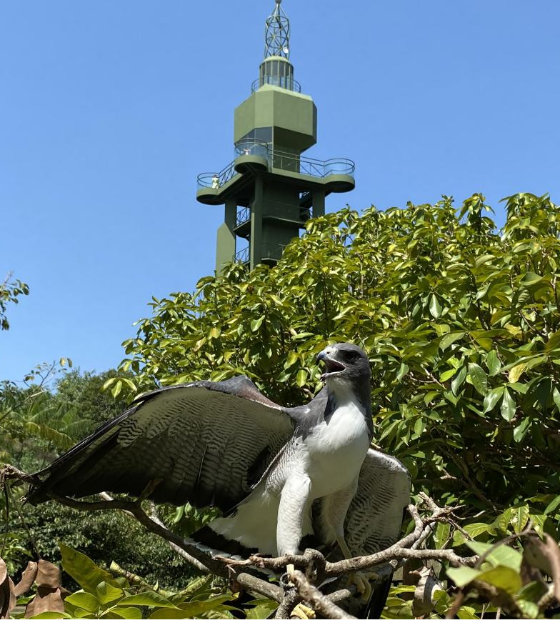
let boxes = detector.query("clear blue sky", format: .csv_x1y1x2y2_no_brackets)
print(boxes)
2,0,559,382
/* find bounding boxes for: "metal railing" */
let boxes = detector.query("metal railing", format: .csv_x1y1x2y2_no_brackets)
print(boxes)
197,161,237,188
236,207,251,227
251,76,301,93
273,150,355,178
198,150,354,188
235,246,250,264
235,203,311,228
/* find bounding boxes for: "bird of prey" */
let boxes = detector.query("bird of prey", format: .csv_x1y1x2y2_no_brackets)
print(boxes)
26,343,410,617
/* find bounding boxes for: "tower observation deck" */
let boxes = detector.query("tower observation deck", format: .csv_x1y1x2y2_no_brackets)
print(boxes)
196,0,355,271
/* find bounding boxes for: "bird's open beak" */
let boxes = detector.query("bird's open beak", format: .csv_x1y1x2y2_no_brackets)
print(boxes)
317,350,345,381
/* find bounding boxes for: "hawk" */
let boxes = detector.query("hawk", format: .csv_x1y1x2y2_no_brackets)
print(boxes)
26,343,410,617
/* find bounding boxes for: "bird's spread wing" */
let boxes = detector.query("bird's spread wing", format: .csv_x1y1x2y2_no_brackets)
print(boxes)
26,376,297,512
345,448,411,555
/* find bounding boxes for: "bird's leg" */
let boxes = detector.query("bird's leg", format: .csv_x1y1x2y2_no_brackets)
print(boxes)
336,534,378,600
276,475,315,619
320,479,377,600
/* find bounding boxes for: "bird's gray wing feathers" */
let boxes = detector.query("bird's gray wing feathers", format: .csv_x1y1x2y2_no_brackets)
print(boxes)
344,449,411,619
345,448,411,555
26,376,296,512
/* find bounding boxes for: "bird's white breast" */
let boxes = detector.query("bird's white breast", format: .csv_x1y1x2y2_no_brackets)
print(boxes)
304,398,370,499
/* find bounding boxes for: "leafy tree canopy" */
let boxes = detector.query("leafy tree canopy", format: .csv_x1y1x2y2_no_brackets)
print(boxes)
117,192,560,518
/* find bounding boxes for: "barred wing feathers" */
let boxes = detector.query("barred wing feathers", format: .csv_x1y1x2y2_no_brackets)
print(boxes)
26,376,296,512
346,448,411,556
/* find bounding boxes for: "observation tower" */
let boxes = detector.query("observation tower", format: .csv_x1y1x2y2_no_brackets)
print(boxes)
196,0,355,271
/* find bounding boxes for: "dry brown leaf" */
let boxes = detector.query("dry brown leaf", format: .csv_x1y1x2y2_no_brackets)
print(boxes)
13,561,38,597
524,533,560,605
25,586,65,618
35,560,61,589
0,559,7,586
0,559,17,620
412,565,443,617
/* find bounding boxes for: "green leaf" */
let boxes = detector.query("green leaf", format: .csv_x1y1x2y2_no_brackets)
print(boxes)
429,294,442,318
396,363,409,381
118,592,178,609
553,387,560,412
476,565,522,594
65,591,99,613
446,566,482,587
500,388,516,421
209,326,221,339
102,378,117,390
103,608,143,619
457,607,479,620
453,522,494,545
245,600,279,619
96,581,125,605
513,417,532,442
512,505,530,533
440,332,464,351
508,362,528,383
516,598,540,619
285,351,298,368
544,495,560,515
483,387,504,413
60,544,122,595
517,582,548,619
250,316,264,332
486,350,501,376
296,369,307,387
451,366,467,395
440,367,457,382
434,522,451,549
468,362,487,396
466,541,522,572
149,595,236,619
111,380,123,398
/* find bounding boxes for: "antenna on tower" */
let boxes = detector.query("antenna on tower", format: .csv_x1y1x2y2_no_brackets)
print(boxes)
264,0,290,59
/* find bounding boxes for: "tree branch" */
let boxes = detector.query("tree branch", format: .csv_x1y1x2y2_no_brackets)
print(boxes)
0,465,480,619
289,570,356,620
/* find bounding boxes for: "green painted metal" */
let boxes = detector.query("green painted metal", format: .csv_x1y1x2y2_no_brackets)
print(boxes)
197,0,355,273
234,86,317,152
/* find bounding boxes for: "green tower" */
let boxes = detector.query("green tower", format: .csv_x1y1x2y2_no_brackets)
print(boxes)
196,0,355,271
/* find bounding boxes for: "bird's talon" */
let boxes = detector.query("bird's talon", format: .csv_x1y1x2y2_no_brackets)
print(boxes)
349,570,373,600
291,603,316,619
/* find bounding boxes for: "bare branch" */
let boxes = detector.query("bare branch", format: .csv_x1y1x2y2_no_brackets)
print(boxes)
274,587,301,619
289,570,356,619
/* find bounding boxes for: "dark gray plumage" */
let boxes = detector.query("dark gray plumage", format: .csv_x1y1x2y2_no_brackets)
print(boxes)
26,343,410,617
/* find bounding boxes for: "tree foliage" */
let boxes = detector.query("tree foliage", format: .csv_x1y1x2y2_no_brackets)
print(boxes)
0,274,28,331
119,193,560,512
107,192,560,617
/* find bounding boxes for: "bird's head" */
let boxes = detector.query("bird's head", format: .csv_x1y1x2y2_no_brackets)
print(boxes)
317,343,371,386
